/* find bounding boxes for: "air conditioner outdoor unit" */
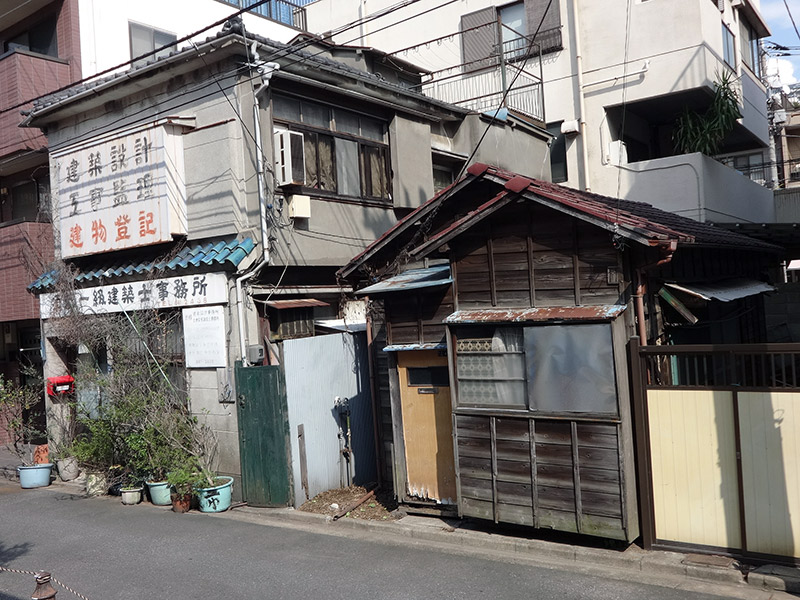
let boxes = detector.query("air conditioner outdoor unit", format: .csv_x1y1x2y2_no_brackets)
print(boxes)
274,130,305,186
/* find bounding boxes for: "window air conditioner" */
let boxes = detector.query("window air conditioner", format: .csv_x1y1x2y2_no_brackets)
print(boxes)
274,130,305,186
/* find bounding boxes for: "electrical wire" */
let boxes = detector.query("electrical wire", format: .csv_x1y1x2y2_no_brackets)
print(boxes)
783,0,800,44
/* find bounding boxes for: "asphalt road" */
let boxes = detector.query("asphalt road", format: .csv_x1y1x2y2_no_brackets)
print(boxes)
0,481,750,600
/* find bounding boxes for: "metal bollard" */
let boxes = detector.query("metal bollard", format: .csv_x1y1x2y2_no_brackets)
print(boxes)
31,571,57,600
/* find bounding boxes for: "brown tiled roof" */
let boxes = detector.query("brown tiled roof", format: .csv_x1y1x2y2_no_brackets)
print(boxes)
339,163,781,279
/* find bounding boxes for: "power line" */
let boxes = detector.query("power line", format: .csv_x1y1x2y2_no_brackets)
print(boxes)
783,0,800,44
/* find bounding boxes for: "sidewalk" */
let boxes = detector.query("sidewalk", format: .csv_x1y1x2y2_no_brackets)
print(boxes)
2,446,797,600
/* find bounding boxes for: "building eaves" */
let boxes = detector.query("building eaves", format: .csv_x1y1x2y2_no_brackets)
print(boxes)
339,162,781,280
24,28,468,126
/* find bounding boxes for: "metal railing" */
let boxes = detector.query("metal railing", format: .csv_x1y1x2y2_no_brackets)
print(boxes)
641,344,800,389
423,63,544,122
223,0,308,29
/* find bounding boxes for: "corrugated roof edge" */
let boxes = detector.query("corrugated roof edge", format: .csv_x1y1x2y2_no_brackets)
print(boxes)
28,237,255,292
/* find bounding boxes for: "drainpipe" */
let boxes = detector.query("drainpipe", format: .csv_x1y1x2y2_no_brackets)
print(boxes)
570,0,591,191
236,52,281,366
633,241,677,346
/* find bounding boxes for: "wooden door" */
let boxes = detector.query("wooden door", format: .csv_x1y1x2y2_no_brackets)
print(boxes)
397,350,457,503
235,364,291,507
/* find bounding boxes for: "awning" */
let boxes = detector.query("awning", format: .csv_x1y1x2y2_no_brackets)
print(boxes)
356,265,451,296
383,342,447,352
446,305,626,324
265,299,328,309
665,279,775,303
315,319,366,333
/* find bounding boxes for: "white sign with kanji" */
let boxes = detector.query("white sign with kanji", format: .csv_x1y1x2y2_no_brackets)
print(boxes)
52,123,187,258
182,305,227,368
39,273,227,319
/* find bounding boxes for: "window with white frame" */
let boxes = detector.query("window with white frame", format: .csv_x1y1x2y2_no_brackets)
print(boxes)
272,94,391,202
739,18,761,78
130,23,177,67
722,22,736,68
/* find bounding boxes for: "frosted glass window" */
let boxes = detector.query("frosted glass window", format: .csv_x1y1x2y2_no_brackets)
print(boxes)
524,324,617,414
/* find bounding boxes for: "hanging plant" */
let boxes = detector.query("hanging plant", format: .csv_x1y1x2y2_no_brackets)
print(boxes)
673,71,742,156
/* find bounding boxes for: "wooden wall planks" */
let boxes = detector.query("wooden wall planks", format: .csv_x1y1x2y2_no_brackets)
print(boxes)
454,413,629,539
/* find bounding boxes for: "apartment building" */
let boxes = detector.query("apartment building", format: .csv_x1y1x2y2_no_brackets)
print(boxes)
306,0,775,224
0,0,311,388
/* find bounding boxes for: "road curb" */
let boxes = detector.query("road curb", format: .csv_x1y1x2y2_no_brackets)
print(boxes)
225,505,756,592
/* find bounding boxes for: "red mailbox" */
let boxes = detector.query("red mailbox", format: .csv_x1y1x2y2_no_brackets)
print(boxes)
46,375,74,396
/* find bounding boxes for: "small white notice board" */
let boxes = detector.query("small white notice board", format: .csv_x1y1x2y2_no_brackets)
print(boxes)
182,305,226,368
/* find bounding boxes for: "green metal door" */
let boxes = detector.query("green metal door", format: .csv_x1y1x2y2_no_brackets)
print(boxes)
235,364,291,507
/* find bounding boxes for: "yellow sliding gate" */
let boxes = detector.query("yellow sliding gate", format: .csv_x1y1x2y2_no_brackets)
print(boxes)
631,341,800,560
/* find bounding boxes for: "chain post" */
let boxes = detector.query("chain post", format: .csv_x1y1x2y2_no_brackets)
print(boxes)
31,571,57,600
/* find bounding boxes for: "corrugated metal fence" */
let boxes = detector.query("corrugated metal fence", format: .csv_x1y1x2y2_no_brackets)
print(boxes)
283,332,376,506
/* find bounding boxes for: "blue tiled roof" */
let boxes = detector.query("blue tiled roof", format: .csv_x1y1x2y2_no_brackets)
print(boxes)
29,237,255,291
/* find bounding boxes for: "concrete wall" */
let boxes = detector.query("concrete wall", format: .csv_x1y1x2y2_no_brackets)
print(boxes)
620,152,775,223
390,116,434,210
307,0,771,222
77,0,300,78
43,65,261,256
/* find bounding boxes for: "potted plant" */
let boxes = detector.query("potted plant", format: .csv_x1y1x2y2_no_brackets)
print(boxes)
196,470,234,513
48,399,81,482
0,376,52,488
166,460,205,513
119,474,144,505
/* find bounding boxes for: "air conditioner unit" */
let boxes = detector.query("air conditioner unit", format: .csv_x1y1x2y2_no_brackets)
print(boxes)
274,130,305,186
791,164,800,181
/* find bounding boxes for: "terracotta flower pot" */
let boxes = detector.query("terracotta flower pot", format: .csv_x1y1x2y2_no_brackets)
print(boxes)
171,492,192,513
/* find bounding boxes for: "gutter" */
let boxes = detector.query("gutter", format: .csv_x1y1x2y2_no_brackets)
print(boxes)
235,52,280,367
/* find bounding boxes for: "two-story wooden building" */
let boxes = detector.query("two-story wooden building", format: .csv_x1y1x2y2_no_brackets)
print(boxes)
340,163,781,541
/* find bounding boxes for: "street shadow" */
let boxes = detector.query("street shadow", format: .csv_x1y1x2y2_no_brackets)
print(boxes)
0,542,32,564
0,542,33,600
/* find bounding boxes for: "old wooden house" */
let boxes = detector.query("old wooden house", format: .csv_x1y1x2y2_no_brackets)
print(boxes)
340,163,780,543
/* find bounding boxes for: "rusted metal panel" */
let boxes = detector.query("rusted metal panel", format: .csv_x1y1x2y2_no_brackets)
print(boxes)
446,305,626,323
356,265,451,295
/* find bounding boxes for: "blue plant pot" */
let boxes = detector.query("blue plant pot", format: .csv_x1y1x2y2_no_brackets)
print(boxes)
17,464,53,488
197,476,233,513
146,481,172,506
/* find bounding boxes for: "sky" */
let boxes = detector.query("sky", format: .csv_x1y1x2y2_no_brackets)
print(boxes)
761,0,800,89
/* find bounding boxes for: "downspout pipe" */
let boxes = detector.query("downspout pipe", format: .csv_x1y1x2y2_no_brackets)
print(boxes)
236,54,281,366
634,241,677,346
570,0,591,191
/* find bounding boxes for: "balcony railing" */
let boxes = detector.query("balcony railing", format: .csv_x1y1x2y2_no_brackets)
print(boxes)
423,63,544,123
223,0,308,29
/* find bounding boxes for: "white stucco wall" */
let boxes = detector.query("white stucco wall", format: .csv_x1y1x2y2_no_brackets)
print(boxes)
306,0,772,223
77,0,301,78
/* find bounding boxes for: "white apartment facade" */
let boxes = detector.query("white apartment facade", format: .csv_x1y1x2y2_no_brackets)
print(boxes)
306,0,775,223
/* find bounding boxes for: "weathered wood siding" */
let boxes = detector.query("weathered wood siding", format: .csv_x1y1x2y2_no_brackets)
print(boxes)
451,202,622,309
369,302,395,485
455,414,631,540
386,287,454,346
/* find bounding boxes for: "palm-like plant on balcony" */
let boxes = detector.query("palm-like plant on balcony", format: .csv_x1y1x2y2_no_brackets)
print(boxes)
673,71,742,156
